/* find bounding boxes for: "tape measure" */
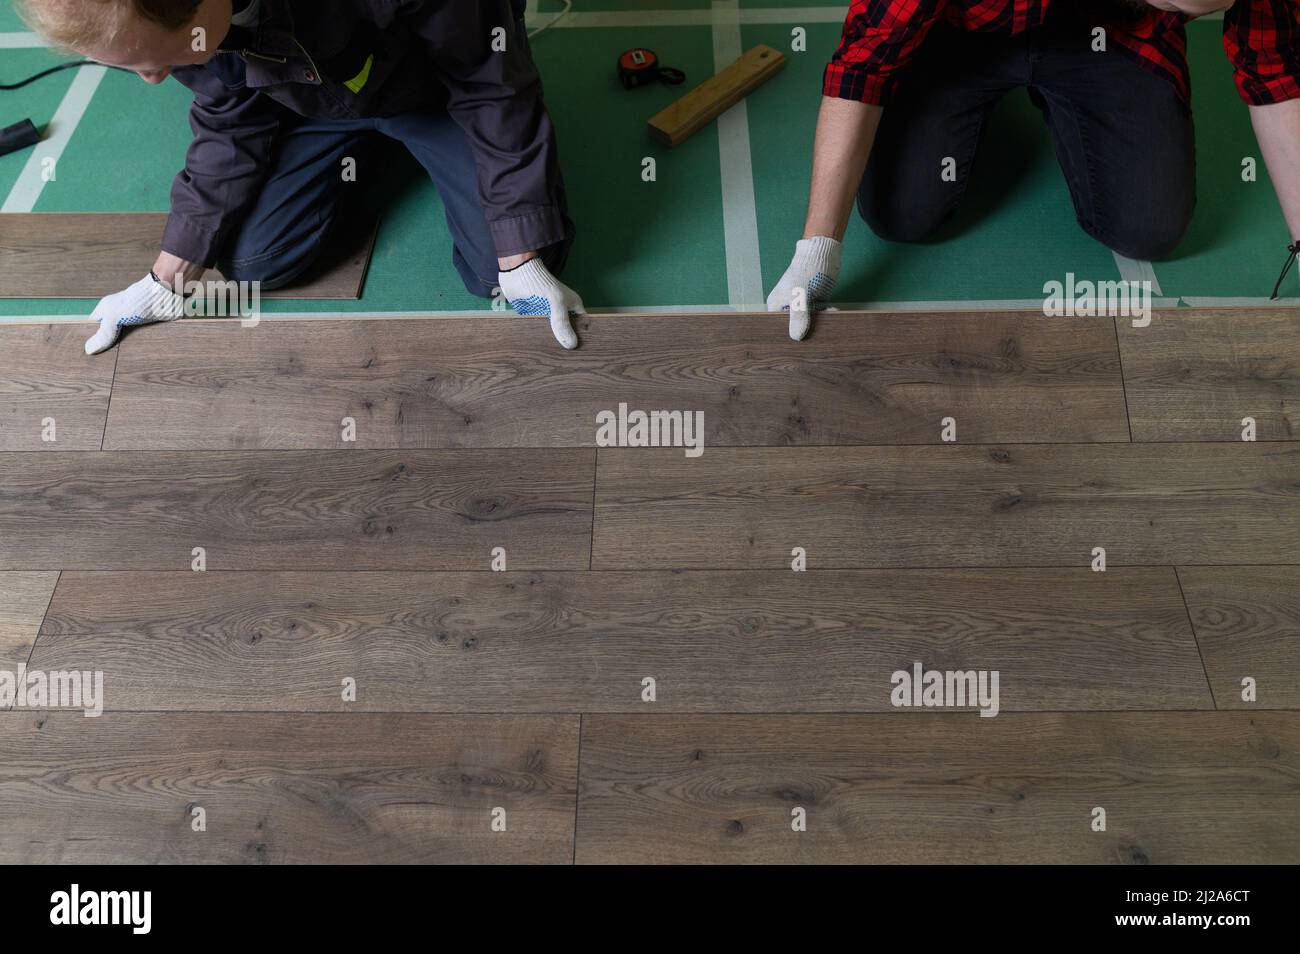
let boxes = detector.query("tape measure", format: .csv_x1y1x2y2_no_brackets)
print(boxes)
617,48,685,89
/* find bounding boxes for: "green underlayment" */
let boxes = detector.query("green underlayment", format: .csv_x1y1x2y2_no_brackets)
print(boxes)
0,0,1295,316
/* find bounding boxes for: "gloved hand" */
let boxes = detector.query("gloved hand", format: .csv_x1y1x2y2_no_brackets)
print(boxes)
498,258,583,350
765,236,842,341
84,273,185,355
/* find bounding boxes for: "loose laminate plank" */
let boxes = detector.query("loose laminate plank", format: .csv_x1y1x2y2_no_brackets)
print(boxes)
0,712,578,863
592,443,1300,568
0,212,377,299
575,712,1300,864
0,449,594,570
31,567,1209,712
99,313,1129,449
0,325,114,451
1178,566,1300,710
1118,308,1299,441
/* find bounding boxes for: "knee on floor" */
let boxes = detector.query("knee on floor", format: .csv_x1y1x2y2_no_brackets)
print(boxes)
1105,224,1188,263
1096,203,1194,262
218,246,316,291
858,198,947,244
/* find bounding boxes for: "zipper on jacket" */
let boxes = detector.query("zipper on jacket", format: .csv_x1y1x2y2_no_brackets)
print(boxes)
241,49,287,63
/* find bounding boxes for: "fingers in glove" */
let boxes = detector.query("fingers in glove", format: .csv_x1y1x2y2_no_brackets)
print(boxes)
84,322,123,356
548,299,579,350
788,306,812,342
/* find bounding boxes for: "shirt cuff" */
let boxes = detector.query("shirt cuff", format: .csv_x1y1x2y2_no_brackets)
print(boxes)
823,62,895,107
1235,70,1300,106
161,212,221,268
489,206,568,259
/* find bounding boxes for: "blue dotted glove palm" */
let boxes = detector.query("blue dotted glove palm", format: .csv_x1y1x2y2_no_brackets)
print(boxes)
498,258,584,350
85,273,185,355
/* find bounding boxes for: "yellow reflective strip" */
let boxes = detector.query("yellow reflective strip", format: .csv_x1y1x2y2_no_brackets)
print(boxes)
344,54,374,94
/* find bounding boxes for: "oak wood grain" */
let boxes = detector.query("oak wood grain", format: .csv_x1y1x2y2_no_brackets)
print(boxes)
0,449,594,570
576,712,1300,863
99,313,1130,449
1118,308,1300,441
0,712,577,863
0,572,59,671
0,212,377,299
592,443,1300,568
0,325,114,451
1177,566,1300,710
31,567,1208,712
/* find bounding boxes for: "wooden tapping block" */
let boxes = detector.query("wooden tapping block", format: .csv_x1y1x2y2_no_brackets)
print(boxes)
647,44,786,147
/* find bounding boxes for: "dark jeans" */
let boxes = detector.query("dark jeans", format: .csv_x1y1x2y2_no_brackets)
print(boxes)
215,108,574,297
857,13,1196,261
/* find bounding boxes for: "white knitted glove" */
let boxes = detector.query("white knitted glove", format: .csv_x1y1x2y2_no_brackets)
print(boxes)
765,236,842,341
85,273,185,355
498,258,583,350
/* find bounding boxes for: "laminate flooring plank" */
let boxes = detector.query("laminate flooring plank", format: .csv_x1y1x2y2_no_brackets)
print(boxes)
0,449,594,570
0,325,114,451
99,313,1129,449
0,712,577,863
592,443,1300,568
0,571,59,671
1178,566,1300,710
1118,309,1300,441
31,567,1209,712
575,713,1300,864
0,212,377,299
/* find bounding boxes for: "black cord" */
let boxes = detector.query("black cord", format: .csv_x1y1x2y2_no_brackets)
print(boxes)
1271,241,1299,301
1,60,131,91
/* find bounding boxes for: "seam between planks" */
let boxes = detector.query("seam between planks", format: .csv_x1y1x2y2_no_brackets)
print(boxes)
4,570,63,713
24,441,1296,454
1111,316,1135,443
1173,566,1220,710
17,564,1300,571
572,713,583,865
1,708,1251,716
588,449,598,572
99,345,120,452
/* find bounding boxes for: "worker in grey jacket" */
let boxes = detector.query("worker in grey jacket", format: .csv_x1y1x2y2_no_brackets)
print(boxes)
19,0,585,351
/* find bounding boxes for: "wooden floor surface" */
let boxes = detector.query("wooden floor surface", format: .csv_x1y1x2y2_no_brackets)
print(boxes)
0,213,378,300
0,309,1296,864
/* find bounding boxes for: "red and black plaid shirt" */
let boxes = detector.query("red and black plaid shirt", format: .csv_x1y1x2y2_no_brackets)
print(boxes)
824,0,1300,108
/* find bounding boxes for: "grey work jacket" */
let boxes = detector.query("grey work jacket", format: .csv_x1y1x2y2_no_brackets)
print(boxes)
164,0,566,265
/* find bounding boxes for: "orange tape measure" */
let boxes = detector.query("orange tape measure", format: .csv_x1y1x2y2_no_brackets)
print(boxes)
618,48,685,89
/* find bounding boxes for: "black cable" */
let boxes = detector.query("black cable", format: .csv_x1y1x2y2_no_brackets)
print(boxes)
1,59,131,91
1270,241,1299,301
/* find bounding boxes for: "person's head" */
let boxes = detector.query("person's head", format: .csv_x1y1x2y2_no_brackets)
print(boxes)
17,0,233,83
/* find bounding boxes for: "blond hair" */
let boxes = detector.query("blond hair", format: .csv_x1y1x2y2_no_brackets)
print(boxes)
16,0,202,53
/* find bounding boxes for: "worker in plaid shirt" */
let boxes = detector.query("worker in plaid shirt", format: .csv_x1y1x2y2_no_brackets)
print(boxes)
768,0,1300,339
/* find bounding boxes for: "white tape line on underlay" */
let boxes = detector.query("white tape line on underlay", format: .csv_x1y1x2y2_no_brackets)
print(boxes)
0,32,46,48
530,9,712,28
1181,296,1300,307
525,8,847,29
2,64,107,213
712,0,765,310
1112,252,1164,297
741,8,848,25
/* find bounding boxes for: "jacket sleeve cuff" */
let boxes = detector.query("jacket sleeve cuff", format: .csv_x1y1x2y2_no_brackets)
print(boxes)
823,62,894,107
489,206,569,258
161,213,221,268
